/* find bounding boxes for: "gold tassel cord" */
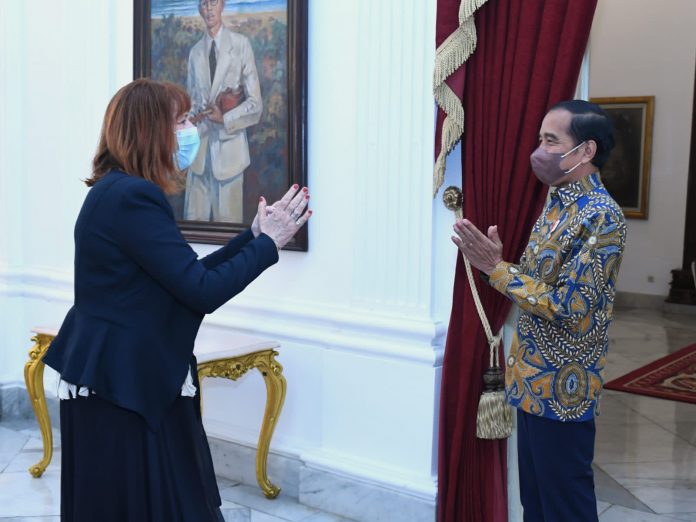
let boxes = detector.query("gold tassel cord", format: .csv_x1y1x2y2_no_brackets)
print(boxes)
476,387,513,439
443,186,512,440
462,245,512,440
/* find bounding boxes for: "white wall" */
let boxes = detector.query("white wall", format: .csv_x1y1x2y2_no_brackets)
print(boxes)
589,0,696,296
0,0,458,500
0,0,133,382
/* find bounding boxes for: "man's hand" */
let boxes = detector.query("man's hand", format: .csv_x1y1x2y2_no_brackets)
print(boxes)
206,103,224,124
452,219,504,275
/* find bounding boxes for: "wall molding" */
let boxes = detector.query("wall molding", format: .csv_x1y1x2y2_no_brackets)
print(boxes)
208,415,438,499
301,447,437,500
207,433,436,522
205,418,437,500
613,291,696,315
1,385,436,522
614,291,666,311
0,267,73,302
0,266,447,365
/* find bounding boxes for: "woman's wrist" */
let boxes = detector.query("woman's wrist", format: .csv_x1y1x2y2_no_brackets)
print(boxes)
261,232,281,252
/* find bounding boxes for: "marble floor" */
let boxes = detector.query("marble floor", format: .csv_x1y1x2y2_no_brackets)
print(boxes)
0,307,695,521
593,307,696,522
0,416,353,522
0,426,352,522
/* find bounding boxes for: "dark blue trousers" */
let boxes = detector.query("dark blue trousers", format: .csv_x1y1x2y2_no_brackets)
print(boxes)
517,409,598,522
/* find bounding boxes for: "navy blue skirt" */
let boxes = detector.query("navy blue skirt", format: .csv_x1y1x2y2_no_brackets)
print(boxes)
59,384,224,521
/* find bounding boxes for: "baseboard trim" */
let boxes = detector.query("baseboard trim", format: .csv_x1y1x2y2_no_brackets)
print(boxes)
0,383,59,425
1,384,436,522
208,436,436,522
300,464,437,522
614,291,666,311
614,291,696,315
663,302,696,316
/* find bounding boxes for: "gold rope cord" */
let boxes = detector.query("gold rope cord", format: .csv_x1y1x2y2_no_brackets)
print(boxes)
443,186,511,439
444,192,502,356
433,0,489,197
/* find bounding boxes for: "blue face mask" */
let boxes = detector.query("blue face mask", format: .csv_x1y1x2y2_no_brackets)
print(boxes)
174,126,200,170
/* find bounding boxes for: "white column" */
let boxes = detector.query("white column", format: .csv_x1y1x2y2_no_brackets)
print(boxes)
352,0,436,316
0,0,134,382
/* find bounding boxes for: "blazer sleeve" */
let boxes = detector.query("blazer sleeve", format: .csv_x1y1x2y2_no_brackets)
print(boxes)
200,229,256,269
114,179,279,314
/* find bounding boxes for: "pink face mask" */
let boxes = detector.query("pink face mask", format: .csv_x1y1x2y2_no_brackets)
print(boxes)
530,141,585,186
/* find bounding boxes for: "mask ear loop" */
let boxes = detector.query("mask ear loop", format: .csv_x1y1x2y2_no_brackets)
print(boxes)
561,140,586,158
561,141,586,174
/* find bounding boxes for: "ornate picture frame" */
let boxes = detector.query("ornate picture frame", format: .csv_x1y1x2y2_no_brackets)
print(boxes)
590,96,654,219
134,0,308,250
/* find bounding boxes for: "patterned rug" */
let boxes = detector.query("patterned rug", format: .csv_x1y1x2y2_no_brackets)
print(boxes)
604,343,696,404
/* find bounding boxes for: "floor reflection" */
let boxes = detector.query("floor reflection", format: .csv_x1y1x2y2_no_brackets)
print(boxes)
596,308,696,521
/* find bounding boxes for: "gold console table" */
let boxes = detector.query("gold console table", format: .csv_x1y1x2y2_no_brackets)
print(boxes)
24,327,287,499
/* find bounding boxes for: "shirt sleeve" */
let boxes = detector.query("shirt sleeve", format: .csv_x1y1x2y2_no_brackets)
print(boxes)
488,211,625,324
114,179,279,315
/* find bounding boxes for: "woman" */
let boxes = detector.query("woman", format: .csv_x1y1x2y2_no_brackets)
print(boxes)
42,78,311,521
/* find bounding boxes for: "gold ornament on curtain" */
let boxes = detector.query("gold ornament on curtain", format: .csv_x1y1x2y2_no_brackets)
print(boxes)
443,186,512,440
432,0,489,197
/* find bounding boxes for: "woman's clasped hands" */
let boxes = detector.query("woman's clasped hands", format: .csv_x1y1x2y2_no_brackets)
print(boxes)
251,184,312,249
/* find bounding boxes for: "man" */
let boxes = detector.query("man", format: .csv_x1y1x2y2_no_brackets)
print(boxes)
185,0,263,222
452,100,626,522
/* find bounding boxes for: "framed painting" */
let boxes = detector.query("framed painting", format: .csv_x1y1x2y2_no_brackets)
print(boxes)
134,0,308,250
590,96,654,219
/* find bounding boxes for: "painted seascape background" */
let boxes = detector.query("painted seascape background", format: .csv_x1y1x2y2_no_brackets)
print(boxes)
151,0,289,222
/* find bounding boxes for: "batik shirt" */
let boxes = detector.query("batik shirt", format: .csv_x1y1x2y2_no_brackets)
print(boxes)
489,172,626,422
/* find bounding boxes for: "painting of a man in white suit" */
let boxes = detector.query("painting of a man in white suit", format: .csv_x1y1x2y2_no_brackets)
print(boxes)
185,0,263,222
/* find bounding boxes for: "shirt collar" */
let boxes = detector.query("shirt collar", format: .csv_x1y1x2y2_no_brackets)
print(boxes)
205,26,224,53
550,172,603,207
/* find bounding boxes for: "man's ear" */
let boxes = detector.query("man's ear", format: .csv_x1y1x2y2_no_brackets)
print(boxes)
582,140,597,164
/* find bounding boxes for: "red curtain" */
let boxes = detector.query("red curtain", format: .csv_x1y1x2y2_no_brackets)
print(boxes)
436,1,598,521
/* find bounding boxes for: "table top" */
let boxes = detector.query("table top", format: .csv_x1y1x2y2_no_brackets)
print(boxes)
194,327,279,363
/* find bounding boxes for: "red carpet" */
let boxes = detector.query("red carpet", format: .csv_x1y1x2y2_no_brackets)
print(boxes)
604,343,696,404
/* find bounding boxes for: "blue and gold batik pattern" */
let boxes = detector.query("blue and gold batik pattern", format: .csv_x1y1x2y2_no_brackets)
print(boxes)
489,172,626,422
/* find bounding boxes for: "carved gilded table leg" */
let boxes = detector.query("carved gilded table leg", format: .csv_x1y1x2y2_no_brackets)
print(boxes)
197,349,287,499
23,333,54,478
253,351,287,499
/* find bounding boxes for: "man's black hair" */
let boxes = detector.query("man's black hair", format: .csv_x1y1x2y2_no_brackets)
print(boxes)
549,100,615,169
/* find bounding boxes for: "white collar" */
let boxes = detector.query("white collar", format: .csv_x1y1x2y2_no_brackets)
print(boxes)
205,25,224,53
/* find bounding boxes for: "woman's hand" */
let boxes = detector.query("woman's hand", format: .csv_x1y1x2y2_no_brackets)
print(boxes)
257,185,312,249
251,184,304,237
251,206,266,238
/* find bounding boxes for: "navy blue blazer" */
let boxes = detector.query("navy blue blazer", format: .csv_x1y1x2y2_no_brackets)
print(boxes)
43,170,279,429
